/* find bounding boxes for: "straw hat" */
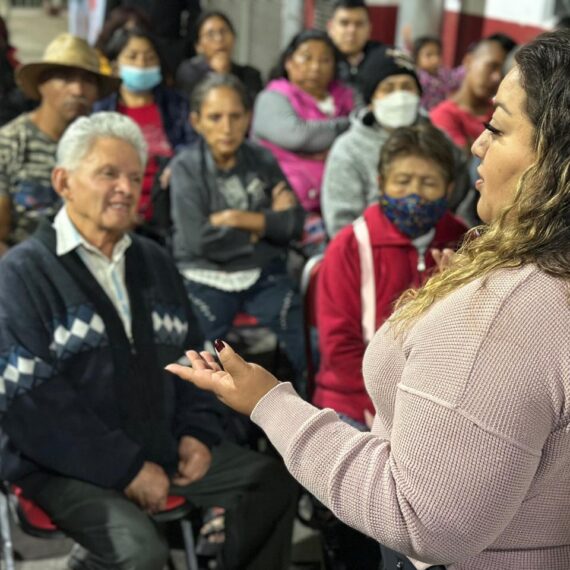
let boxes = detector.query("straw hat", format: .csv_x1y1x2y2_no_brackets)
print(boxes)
16,33,121,100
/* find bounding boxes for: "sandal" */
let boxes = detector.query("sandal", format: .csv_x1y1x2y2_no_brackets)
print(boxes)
196,506,225,557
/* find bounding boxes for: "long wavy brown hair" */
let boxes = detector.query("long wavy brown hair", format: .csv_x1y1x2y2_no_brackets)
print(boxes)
391,29,570,331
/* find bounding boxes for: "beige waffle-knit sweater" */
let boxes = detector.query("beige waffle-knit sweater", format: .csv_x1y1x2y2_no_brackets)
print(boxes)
252,265,570,569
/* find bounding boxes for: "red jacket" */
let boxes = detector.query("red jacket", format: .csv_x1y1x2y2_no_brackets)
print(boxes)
313,205,467,423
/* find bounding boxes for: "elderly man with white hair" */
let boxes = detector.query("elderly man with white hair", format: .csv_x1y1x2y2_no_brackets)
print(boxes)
0,111,297,570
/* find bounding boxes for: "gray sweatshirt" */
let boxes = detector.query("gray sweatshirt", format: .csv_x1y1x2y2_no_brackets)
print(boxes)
321,109,390,238
251,90,350,153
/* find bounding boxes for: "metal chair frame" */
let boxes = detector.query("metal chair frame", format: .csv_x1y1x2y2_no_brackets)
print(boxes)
0,484,199,570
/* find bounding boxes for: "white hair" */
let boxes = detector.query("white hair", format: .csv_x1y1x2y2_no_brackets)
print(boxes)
56,111,148,170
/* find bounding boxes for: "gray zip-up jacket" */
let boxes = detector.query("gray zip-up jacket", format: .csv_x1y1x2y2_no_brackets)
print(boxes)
170,139,304,272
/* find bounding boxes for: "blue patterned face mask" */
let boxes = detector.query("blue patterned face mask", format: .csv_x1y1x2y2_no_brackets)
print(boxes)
119,65,162,93
380,193,448,239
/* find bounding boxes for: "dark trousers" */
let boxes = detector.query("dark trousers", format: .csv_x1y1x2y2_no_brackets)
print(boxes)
25,441,298,570
185,263,306,388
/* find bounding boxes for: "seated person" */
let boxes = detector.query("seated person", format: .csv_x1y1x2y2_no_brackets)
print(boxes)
315,123,467,425
0,112,297,570
0,33,118,253
95,27,197,229
430,38,506,152
170,74,307,389
176,10,263,104
0,15,31,127
327,0,387,96
321,48,423,237
413,36,463,110
102,0,202,77
93,6,152,75
252,30,354,251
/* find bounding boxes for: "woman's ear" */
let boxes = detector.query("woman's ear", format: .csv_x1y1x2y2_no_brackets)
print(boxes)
111,59,119,77
284,57,293,77
377,174,383,193
445,181,455,199
190,111,201,132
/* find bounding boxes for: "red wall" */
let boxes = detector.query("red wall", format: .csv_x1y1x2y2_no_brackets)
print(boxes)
368,5,399,45
441,11,546,66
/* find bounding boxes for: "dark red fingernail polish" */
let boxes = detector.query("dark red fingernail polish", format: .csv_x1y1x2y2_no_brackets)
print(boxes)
214,339,225,352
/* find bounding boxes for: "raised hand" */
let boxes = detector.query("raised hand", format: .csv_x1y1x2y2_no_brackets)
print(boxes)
431,248,455,272
165,341,280,416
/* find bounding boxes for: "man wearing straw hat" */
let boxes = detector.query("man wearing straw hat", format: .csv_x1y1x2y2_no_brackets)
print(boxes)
0,33,119,254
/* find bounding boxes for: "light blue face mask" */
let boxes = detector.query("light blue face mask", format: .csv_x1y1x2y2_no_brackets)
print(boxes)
119,65,162,93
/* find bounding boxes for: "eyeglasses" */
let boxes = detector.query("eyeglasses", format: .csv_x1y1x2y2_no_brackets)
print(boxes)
291,53,334,66
200,28,232,41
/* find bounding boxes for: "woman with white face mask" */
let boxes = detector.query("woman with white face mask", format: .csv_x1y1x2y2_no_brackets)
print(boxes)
322,49,426,237
95,28,197,233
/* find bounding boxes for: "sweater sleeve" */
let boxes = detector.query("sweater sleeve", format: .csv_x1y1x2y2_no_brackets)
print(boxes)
0,263,144,490
170,153,254,263
316,231,372,418
251,90,349,153
252,271,560,565
321,137,369,237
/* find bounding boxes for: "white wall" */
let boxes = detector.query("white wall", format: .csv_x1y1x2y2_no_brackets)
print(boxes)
202,0,287,79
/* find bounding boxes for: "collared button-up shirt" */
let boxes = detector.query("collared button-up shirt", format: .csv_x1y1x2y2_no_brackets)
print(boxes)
53,207,133,339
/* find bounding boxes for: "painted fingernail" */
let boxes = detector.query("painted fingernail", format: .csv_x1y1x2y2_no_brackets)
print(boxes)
214,339,225,352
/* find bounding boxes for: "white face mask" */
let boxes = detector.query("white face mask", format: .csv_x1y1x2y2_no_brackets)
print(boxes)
373,90,420,129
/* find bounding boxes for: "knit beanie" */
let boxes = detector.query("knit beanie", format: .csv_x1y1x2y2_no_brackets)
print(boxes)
359,47,422,104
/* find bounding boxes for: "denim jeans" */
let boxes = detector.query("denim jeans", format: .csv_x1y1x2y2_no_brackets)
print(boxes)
184,261,306,390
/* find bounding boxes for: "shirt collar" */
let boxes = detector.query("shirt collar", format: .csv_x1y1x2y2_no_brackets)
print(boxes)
53,206,132,261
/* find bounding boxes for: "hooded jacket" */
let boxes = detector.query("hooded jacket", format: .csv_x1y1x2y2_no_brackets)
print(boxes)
313,204,467,423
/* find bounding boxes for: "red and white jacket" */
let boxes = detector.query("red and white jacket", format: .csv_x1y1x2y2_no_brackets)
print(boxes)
313,204,467,423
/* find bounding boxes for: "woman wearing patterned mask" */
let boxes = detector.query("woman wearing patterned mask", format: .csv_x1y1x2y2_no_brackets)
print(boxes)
312,123,467,570
95,28,196,233
321,49,424,237
315,123,467,435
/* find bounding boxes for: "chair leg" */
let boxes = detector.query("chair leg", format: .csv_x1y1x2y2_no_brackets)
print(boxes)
0,493,16,570
180,518,199,570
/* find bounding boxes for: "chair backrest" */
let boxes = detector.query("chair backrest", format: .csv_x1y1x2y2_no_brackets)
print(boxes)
300,254,324,399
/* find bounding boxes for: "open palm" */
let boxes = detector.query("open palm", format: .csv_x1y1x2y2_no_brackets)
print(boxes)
166,343,280,416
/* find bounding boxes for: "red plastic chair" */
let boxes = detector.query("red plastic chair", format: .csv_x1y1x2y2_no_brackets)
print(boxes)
231,312,282,372
300,254,324,399
0,485,199,570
